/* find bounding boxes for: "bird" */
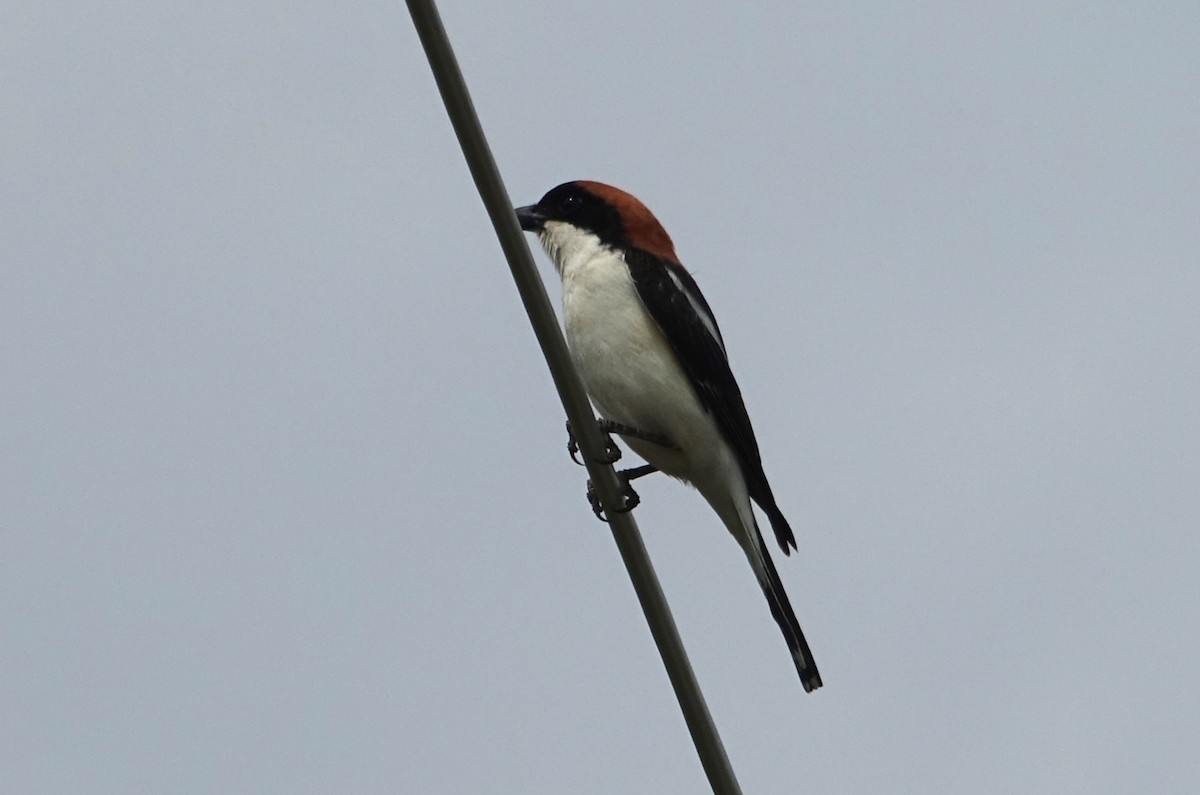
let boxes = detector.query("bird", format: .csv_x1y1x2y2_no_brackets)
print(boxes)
515,180,822,692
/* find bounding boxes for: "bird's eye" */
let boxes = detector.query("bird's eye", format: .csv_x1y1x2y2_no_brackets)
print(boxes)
557,193,583,216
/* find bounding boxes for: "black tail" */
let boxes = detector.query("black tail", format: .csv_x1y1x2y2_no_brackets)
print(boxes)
751,531,822,692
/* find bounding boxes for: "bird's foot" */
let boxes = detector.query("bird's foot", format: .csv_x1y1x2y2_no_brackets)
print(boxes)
585,464,658,522
586,477,640,522
565,420,622,466
597,419,678,450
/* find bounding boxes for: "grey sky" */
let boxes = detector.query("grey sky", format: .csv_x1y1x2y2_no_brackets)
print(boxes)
3,2,1198,793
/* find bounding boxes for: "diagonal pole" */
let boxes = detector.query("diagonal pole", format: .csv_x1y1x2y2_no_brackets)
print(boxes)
403,2,742,792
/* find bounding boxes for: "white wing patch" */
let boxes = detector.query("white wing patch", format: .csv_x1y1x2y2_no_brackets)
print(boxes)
666,267,726,354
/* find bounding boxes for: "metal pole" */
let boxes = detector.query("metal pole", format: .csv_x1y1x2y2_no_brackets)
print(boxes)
402,2,742,792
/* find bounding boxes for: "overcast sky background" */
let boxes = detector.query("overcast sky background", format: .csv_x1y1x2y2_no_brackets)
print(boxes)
3,2,1198,793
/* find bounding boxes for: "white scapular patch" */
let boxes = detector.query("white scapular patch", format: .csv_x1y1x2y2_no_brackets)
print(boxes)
666,267,726,354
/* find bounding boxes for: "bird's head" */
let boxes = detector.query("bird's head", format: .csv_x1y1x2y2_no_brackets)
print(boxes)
515,181,679,272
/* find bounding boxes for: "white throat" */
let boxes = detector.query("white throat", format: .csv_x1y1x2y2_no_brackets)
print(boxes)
537,220,613,280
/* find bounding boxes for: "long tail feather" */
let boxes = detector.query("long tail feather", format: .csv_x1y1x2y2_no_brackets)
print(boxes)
748,527,822,692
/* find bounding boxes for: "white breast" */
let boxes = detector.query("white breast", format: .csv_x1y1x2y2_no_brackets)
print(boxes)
538,221,735,488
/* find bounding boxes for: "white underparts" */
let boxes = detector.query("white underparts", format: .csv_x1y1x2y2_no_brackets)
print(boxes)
536,221,754,545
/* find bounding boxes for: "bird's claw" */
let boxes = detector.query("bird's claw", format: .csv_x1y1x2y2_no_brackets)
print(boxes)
566,421,583,465
565,420,621,466
585,476,641,523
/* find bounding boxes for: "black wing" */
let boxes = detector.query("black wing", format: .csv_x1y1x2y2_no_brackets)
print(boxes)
624,249,797,553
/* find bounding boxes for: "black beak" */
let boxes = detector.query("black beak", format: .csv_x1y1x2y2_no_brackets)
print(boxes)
514,204,547,232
